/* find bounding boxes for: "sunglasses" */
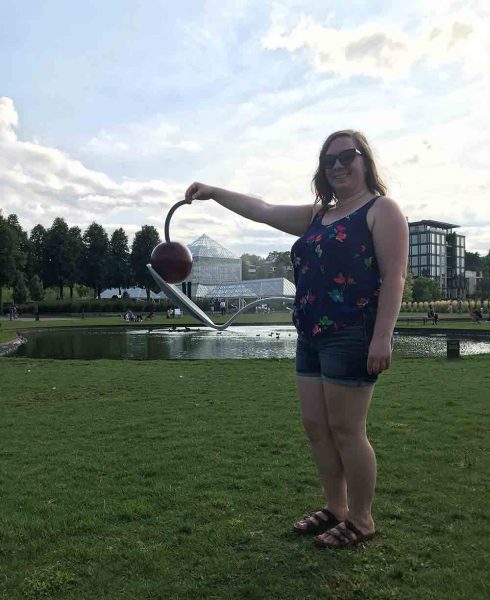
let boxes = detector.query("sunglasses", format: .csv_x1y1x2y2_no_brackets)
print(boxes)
320,148,362,169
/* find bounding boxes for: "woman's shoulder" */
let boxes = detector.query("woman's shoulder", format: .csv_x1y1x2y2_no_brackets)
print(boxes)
369,195,403,218
310,202,326,223
367,196,405,231
372,195,398,207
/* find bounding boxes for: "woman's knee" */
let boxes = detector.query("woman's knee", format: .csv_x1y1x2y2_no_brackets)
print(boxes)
329,422,366,449
301,415,329,443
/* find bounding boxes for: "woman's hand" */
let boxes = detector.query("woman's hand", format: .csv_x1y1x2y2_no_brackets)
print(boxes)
184,182,215,203
367,336,392,375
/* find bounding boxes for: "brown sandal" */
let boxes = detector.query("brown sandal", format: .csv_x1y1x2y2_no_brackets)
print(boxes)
314,520,374,548
293,508,340,535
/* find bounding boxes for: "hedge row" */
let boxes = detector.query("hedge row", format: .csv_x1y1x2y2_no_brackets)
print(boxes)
5,298,204,315
400,300,490,313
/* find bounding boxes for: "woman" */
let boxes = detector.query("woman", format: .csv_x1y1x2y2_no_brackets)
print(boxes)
184,130,408,548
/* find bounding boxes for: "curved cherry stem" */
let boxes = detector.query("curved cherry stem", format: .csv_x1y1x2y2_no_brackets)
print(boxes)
164,199,188,243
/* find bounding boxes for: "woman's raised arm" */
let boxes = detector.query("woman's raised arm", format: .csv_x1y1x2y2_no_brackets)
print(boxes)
184,182,314,237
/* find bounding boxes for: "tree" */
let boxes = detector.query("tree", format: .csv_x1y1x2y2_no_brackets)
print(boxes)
13,271,28,304
265,250,294,281
412,277,442,302
241,253,264,280
6,215,28,266
43,218,71,299
479,250,490,298
26,224,46,280
82,222,109,298
108,228,130,294
66,227,84,299
28,274,44,301
0,212,26,311
75,284,91,298
130,225,160,299
465,251,482,273
402,270,413,303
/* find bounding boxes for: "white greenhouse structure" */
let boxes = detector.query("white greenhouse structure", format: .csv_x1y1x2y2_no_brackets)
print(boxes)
184,234,241,285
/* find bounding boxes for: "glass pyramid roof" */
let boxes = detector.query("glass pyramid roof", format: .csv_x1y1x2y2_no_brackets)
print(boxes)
187,234,239,260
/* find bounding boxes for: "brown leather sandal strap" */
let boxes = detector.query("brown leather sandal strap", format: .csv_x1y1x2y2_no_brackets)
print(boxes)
306,508,331,525
327,527,352,543
344,520,363,538
320,509,338,523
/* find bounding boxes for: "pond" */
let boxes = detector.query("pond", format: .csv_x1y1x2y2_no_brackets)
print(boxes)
10,326,490,360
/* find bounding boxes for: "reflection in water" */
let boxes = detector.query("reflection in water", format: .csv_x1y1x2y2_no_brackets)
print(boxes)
11,326,490,360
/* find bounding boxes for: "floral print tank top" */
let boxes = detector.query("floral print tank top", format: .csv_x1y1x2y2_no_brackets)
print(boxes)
290,196,381,338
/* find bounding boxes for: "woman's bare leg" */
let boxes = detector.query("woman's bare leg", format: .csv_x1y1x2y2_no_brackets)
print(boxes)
295,376,348,523
320,381,376,540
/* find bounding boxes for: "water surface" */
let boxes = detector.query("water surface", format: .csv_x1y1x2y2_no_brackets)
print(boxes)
11,326,490,360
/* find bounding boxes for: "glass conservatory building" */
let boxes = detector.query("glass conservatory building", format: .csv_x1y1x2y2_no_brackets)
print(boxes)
172,234,296,302
185,234,241,286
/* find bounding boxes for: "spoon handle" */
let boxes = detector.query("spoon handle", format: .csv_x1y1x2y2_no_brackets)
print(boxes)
164,199,188,243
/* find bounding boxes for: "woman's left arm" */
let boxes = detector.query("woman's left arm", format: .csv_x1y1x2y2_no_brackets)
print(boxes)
368,197,409,375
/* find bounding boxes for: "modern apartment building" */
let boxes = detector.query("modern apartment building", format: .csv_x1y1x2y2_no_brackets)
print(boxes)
408,220,466,299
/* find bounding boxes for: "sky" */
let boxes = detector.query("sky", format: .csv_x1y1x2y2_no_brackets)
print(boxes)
1,0,489,257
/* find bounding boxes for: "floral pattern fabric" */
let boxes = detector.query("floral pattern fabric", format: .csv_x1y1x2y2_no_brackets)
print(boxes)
290,196,381,338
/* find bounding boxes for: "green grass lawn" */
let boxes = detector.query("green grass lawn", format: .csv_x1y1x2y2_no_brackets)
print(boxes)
0,355,489,599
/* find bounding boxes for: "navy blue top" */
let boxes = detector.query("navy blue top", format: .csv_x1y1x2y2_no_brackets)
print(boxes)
290,196,381,337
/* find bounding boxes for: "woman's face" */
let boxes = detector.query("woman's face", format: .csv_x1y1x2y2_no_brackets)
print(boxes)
323,136,367,197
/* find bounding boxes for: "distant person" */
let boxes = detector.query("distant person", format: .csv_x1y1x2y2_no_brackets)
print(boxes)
428,304,438,325
427,304,434,321
185,129,408,548
471,308,482,324
9,303,16,321
220,300,226,315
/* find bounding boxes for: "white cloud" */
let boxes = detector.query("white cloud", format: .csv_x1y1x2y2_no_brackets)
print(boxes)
0,97,19,142
2,0,490,262
0,97,183,233
0,97,294,253
262,8,489,81
85,117,202,157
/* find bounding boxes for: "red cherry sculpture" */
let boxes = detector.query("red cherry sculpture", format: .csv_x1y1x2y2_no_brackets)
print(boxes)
150,241,193,284
150,200,194,283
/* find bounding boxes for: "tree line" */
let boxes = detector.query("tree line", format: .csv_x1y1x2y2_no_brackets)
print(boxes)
2,210,489,310
0,213,298,309
0,211,161,308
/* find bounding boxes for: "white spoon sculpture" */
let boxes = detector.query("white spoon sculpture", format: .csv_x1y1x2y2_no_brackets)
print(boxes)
147,201,295,331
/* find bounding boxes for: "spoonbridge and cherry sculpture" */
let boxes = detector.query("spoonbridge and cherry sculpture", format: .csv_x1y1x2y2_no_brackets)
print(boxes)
147,200,294,331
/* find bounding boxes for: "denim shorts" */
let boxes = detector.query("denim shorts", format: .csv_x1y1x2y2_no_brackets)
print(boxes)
295,316,378,387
